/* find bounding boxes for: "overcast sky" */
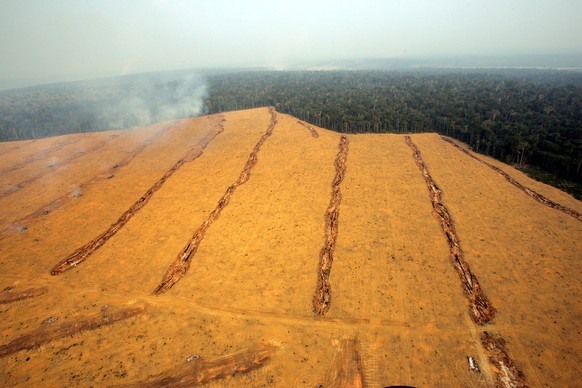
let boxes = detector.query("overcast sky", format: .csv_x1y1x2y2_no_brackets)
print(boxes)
1,0,581,83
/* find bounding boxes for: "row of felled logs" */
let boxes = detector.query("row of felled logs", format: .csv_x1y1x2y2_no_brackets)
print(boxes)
0,283,277,385
406,136,529,386
50,116,226,275
296,121,320,138
0,304,146,358
0,137,78,176
122,341,277,387
0,286,48,305
405,136,496,325
154,108,278,294
0,134,116,199
0,124,172,241
480,331,529,388
442,137,581,221
313,135,349,315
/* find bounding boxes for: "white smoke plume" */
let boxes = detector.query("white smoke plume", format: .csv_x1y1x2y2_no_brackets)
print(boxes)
0,70,209,141
100,73,208,129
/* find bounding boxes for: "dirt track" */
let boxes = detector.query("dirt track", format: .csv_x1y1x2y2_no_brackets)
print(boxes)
326,338,366,387
0,108,580,386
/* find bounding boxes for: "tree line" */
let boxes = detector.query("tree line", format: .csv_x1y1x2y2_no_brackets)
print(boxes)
0,69,580,197
0,71,206,141
205,70,582,188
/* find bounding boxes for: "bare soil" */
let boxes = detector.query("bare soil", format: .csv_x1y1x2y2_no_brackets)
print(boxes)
0,107,580,386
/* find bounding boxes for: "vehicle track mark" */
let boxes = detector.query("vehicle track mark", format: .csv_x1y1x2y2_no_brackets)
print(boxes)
313,135,349,315
327,337,366,388
0,286,48,304
120,340,277,387
0,273,411,330
0,303,146,358
442,137,582,221
297,120,320,138
405,136,495,325
50,117,225,275
188,300,410,330
153,107,278,294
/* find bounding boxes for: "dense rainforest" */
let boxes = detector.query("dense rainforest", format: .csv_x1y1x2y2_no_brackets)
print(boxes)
0,71,208,142
0,69,581,197
206,71,582,186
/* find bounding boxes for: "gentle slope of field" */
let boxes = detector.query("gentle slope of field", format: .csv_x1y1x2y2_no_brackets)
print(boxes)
0,107,580,386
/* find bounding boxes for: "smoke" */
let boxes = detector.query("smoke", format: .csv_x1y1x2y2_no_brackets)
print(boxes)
0,70,209,141
101,73,208,129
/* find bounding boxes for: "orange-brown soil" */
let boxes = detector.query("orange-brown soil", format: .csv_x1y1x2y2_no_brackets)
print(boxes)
50,115,225,275
405,136,495,325
442,136,582,221
0,133,117,199
0,107,580,386
154,108,277,294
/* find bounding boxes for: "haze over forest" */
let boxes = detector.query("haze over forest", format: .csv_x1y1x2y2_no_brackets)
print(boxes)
1,1,581,197
1,0,582,89
1,2,582,386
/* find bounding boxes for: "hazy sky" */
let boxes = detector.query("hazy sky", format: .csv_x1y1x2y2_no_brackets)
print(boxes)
1,0,581,82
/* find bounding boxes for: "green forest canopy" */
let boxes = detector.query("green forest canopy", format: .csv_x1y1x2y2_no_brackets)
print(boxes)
206,70,582,186
1,69,581,196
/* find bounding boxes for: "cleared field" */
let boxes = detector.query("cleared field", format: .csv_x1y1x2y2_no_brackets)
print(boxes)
0,107,580,386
